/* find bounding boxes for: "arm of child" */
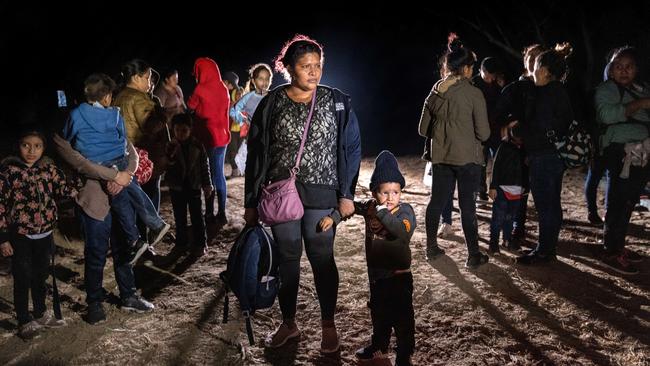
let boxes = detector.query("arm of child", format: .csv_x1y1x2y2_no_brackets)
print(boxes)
375,203,417,242
353,199,375,218
318,209,343,231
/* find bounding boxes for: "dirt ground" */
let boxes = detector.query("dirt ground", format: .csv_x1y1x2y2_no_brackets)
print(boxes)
0,156,648,366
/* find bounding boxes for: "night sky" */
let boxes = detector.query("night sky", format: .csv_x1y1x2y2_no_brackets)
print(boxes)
2,2,649,156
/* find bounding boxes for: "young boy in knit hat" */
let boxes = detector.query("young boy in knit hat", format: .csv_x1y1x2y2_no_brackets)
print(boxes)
319,150,416,366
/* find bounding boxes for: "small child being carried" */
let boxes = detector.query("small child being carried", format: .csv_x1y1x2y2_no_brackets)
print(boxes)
63,73,170,264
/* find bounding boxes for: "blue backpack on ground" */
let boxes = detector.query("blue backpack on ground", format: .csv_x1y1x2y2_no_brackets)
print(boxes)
220,225,279,345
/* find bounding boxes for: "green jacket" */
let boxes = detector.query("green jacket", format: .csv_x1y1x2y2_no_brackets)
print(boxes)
418,77,490,166
594,80,650,151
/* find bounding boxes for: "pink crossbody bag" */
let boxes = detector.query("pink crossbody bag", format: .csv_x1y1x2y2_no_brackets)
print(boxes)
258,91,317,226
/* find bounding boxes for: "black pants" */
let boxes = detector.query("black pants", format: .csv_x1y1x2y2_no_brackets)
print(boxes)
226,131,242,171
170,189,206,247
426,163,481,255
369,273,415,360
11,234,52,325
603,144,650,254
271,208,338,320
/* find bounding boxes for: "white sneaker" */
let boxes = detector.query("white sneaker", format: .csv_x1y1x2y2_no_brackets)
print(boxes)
437,222,454,239
34,311,67,328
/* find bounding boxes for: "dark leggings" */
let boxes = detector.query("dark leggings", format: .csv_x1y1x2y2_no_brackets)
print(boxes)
425,163,481,256
271,208,338,321
11,234,52,325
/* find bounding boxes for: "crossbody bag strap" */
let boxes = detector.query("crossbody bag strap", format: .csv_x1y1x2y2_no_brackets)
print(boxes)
292,90,318,173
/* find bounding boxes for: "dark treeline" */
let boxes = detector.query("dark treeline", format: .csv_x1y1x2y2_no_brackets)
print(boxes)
1,2,649,157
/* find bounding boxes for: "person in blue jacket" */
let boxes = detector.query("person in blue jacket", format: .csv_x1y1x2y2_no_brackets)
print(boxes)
243,34,361,354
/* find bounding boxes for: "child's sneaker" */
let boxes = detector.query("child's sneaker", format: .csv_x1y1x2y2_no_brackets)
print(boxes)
18,320,43,340
437,222,453,239
129,239,150,266
148,222,171,248
601,253,639,275
622,248,644,263
34,311,67,328
121,294,155,313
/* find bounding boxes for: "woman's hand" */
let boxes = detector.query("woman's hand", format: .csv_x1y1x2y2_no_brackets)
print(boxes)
0,242,13,257
338,198,355,219
244,208,259,227
488,189,497,201
114,171,133,186
106,181,125,196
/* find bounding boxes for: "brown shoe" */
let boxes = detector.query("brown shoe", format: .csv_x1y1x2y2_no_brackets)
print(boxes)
320,323,340,353
265,323,300,348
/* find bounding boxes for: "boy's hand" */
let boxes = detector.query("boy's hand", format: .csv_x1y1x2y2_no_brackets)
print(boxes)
488,189,497,201
0,242,13,257
114,171,133,186
203,185,213,196
338,198,355,219
319,216,334,232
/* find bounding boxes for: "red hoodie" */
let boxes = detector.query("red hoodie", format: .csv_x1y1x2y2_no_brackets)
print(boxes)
188,57,231,148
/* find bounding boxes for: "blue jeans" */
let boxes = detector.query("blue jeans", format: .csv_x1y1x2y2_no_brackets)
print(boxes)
490,188,521,245
528,153,565,256
78,209,136,305
584,155,609,215
271,209,338,321
102,156,163,243
425,163,482,256
206,146,227,217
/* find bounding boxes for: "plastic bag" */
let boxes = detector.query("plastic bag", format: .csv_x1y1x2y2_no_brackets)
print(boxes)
235,141,247,174
423,161,432,187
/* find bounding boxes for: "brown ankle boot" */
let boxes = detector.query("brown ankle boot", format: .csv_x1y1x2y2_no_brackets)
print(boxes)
320,320,340,353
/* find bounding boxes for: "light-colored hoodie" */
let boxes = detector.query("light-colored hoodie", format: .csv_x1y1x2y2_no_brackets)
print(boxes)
418,76,490,166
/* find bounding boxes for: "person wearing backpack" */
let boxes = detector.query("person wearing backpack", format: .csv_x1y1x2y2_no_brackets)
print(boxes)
244,34,361,353
594,46,650,275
